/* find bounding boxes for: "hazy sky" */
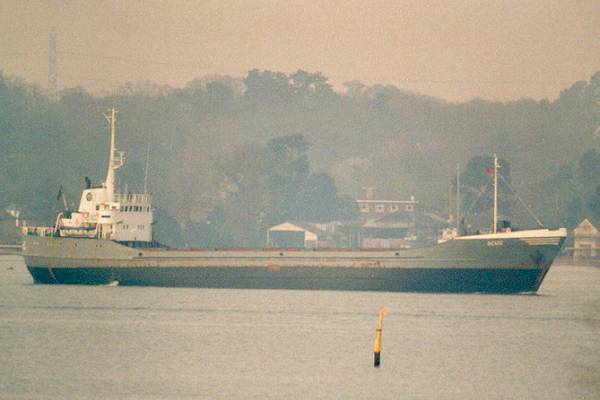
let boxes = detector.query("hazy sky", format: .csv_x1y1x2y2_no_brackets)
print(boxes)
0,0,598,102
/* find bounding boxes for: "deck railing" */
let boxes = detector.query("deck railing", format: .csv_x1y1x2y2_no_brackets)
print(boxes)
21,226,58,237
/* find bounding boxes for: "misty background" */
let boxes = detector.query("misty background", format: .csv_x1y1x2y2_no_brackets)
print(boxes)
0,1,599,247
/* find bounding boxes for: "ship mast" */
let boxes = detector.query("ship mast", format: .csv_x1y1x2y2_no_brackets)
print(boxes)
492,153,500,234
456,163,460,235
143,144,150,194
103,108,124,202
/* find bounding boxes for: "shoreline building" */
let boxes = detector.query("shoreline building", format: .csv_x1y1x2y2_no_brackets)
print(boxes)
354,189,419,248
266,189,448,249
573,219,600,259
267,222,343,248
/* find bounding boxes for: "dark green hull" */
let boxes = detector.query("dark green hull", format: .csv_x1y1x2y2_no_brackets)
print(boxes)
22,229,566,293
27,265,545,293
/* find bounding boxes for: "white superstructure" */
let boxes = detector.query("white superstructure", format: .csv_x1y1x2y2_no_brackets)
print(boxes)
24,108,153,242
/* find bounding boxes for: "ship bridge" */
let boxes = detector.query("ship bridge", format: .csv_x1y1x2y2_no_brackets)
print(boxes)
22,108,153,243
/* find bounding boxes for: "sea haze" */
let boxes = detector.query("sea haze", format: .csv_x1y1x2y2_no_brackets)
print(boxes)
0,255,599,399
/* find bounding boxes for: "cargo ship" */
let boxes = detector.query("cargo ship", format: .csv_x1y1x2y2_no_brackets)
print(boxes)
22,109,567,293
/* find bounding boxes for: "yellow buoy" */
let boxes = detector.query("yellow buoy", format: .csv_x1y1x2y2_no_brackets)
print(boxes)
373,307,385,367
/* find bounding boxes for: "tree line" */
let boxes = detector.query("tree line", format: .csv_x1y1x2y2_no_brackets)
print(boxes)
0,69,599,246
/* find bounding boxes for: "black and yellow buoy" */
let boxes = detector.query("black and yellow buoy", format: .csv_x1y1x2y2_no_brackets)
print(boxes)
373,307,385,367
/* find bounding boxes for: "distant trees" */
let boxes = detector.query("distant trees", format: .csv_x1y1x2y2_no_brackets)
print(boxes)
243,69,336,108
574,150,600,224
263,135,357,224
289,70,335,102
589,186,600,221
200,134,357,246
576,150,600,196
538,150,600,228
264,134,311,225
244,69,292,106
1,68,599,245
204,81,235,114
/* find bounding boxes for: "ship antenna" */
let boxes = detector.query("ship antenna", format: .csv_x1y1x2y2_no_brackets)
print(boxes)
103,108,124,202
456,163,460,235
143,143,150,194
492,153,500,234
61,191,68,210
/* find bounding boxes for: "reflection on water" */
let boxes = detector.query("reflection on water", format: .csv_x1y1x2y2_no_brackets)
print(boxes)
0,255,599,399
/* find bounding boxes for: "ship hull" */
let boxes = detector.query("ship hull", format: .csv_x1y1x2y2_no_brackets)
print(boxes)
22,229,567,293
26,265,544,293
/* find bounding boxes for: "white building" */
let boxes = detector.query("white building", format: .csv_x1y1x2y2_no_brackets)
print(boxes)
573,219,600,259
267,222,341,248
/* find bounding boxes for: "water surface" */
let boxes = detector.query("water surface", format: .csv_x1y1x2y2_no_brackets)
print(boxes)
1,255,598,399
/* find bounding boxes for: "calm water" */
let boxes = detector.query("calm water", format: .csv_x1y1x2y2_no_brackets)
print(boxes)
0,255,599,399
